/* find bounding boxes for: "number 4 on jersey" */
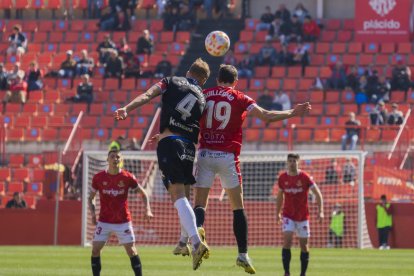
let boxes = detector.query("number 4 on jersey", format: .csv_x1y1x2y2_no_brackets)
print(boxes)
176,94,198,120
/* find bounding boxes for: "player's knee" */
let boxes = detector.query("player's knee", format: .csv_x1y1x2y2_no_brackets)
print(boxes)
127,247,137,257
283,239,293,248
91,248,101,256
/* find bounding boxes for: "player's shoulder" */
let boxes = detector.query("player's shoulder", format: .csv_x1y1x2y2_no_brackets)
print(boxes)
120,169,135,178
93,170,107,179
278,171,289,179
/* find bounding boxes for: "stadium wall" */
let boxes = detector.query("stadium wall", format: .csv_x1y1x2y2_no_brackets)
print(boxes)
0,201,413,247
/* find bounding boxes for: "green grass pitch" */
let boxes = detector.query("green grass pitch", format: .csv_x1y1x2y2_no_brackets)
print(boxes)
0,246,413,275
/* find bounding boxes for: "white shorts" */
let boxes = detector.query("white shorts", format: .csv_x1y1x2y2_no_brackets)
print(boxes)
93,221,135,244
194,149,241,189
282,217,310,238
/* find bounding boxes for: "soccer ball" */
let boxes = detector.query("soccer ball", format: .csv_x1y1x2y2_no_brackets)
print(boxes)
205,31,230,57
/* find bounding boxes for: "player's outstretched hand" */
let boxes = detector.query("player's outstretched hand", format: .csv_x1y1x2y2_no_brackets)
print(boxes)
148,134,160,146
144,208,154,222
114,107,128,120
292,102,311,117
276,213,282,225
318,211,324,223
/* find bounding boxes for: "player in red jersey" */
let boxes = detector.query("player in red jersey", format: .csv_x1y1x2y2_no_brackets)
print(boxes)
275,153,324,276
88,149,153,276
181,64,311,274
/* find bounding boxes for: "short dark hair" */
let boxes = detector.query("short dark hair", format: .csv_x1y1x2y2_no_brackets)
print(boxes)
380,194,387,200
218,64,238,84
108,149,120,157
287,153,300,160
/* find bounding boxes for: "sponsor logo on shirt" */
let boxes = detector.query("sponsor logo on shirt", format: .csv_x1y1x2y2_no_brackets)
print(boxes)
102,189,125,197
169,117,193,132
103,181,108,186
118,181,125,188
296,180,302,187
284,187,304,194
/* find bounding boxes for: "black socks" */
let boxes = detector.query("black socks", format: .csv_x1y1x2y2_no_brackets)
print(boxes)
300,251,309,276
91,256,101,276
233,209,248,253
130,255,142,276
282,248,291,274
194,205,205,227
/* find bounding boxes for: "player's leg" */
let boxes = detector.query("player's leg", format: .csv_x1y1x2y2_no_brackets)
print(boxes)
123,243,142,276
194,187,210,227
299,238,310,276
173,185,191,257
282,230,294,276
297,220,311,276
91,222,111,276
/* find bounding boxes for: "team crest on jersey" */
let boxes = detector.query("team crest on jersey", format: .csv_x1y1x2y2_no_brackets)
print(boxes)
284,181,289,186
102,181,108,186
118,181,125,188
296,180,302,187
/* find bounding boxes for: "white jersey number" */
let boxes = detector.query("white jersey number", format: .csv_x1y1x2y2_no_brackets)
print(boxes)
206,100,231,129
176,94,198,120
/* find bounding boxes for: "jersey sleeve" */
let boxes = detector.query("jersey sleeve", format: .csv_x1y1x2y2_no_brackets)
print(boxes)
91,174,99,193
127,172,139,190
242,94,257,112
302,172,315,189
154,77,170,94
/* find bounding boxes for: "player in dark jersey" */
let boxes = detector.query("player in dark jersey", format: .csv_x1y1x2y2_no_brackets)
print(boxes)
89,149,153,276
188,65,311,274
275,153,324,276
114,58,211,270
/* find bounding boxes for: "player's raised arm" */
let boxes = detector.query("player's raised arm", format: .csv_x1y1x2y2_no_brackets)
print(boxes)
249,102,311,123
311,184,324,222
275,189,284,224
88,190,97,225
136,184,153,221
114,84,162,120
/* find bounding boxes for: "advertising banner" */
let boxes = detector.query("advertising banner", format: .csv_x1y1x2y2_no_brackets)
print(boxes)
372,166,414,201
355,0,412,42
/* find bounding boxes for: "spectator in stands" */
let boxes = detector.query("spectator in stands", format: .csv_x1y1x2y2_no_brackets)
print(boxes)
302,15,320,42
223,49,237,66
88,0,104,19
97,34,117,64
370,101,388,125
124,51,141,78
236,53,255,78
76,50,95,76
114,9,131,31
266,17,282,41
7,25,27,56
66,74,94,105
104,49,124,78
6,192,27,209
7,62,25,83
256,6,275,31
290,15,303,42
341,112,360,150
278,45,294,66
58,50,77,78
272,90,291,111
342,158,356,185
154,53,173,78
325,159,341,185
257,89,274,110
376,194,393,250
293,3,309,23
26,61,43,92
257,41,277,66
391,60,411,92
328,203,345,248
369,75,391,104
0,63,8,90
278,16,292,45
274,3,291,23
346,66,360,92
109,135,140,151
3,72,27,105
215,0,230,19
328,61,347,90
163,6,181,31
127,0,138,20
387,103,404,125
136,29,154,55
117,37,132,57
293,42,309,75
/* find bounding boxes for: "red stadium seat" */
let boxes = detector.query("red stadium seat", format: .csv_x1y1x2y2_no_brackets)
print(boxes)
302,116,318,125
376,55,389,66
9,154,25,167
70,20,85,31
41,128,58,141
298,79,313,90
337,31,352,42
262,129,277,142
111,129,127,139
0,167,11,182
398,43,411,54
240,30,254,42
390,91,406,103
128,129,144,140
132,116,149,129
295,129,312,142
365,128,381,142
265,79,280,90
15,0,30,9
364,42,379,53
27,182,43,196
116,117,132,129
271,67,286,78
287,67,302,78
14,115,31,128
381,129,398,142
359,54,374,66
380,43,395,54
254,66,269,78
342,54,357,66
283,79,297,91
13,168,29,182
0,182,5,196
332,43,346,54
27,155,43,168
245,129,260,142
7,182,24,195
0,0,13,10
176,31,190,43
315,43,330,54
320,31,336,42
314,129,330,142
348,42,362,54
6,129,24,142
325,19,341,30
250,79,264,90
25,128,41,142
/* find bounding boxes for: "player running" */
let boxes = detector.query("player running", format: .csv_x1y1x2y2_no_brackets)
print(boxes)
89,149,153,276
275,153,324,276
178,64,311,274
114,58,211,270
